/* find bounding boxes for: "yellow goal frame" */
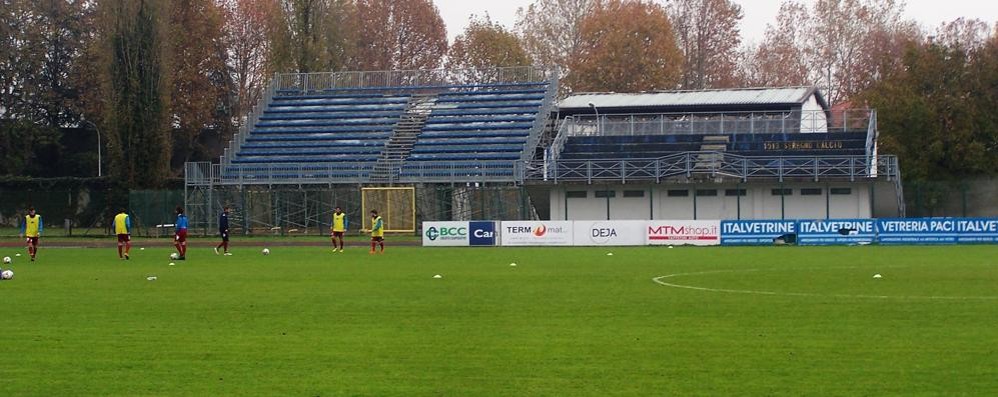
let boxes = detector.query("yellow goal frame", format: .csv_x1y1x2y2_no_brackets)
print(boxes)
361,187,416,233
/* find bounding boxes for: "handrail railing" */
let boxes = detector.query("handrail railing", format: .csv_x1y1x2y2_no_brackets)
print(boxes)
529,152,899,184
562,109,871,136
222,74,280,167
274,66,555,93
520,69,560,163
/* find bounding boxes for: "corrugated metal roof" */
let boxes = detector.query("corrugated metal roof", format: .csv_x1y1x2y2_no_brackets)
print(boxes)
558,87,821,110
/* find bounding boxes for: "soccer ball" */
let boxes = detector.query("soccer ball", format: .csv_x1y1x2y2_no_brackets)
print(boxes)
262,248,270,255
170,253,179,260
1,270,13,280
2,256,10,264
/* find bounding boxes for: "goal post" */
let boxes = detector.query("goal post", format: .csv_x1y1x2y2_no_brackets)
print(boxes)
361,187,416,233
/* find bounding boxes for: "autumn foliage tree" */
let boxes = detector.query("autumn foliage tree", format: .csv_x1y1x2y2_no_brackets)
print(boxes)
861,27,998,182
100,0,172,187
515,0,596,77
351,0,447,71
668,0,744,90
270,0,354,74
567,0,682,93
169,0,232,166
448,16,530,82
222,0,280,127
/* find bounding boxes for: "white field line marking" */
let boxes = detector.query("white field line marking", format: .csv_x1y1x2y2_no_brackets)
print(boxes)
652,268,998,301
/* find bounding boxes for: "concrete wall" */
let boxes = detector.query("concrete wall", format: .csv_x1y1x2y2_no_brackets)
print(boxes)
548,183,872,220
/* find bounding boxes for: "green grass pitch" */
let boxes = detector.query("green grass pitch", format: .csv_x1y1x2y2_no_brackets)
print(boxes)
2,244,997,395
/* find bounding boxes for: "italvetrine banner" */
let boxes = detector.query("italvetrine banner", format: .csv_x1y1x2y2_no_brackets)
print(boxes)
796,219,877,245
720,220,797,245
500,221,574,246
572,220,647,246
877,218,998,244
646,220,721,246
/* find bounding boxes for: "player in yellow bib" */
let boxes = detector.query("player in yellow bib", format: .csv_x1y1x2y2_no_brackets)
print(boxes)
113,208,132,260
330,206,348,253
20,207,43,261
369,210,384,254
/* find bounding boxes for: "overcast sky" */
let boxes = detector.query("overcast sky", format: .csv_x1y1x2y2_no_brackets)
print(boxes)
435,0,998,43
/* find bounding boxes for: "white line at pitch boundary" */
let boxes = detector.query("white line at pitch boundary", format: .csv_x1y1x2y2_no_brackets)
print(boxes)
652,268,998,300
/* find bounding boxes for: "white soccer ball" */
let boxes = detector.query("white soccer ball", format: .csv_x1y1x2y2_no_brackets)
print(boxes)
1,270,13,280
873,274,883,279
262,248,270,255
2,256,10,264
170,253,179,260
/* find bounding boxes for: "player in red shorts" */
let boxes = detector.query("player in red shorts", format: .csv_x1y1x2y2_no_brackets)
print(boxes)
174,206,188,260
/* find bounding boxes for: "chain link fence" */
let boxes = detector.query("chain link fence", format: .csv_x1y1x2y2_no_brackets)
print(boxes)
904,178,998,217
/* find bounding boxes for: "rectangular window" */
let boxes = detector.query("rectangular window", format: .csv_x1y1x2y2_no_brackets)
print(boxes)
565,191,587,198
623,190,645,198
771,188,793,196
800,188,823,196
725,189,747,197
830,188,852,195
594,190,616,198
695,189,718,197
667,189,689,197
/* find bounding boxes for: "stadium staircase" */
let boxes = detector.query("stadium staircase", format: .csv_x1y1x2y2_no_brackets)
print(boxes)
371,94,437,182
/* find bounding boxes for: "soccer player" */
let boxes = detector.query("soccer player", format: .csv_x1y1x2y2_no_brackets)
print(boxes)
19,206,42,262
113,208,132,260
215,206,232,256
369,209,384,254
330,206,348,253
174,206,188,260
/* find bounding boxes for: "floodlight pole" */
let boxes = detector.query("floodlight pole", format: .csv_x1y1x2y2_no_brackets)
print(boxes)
83,120,102,177
588,102,600,135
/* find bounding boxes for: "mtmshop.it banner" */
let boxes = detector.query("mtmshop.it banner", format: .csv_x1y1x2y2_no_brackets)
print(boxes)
720,220,797,245
572,220,647,246
796,219,877,245
500,221,574,246
646,220,721,246
877,218,998,244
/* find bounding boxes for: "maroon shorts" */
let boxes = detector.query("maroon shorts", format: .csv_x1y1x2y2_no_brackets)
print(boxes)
371,236,384,242
175,230,188,243
26,237,39,246
331,231,345,238
117,234,131,243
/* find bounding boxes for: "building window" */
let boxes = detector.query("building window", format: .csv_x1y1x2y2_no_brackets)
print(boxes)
695,189,718,197
725,189,747,197
830,188,852,195
566,191,587,198
594,190,616,198
801,188,823,196
771,188,793,196
667,189,689,197
623,190,645,198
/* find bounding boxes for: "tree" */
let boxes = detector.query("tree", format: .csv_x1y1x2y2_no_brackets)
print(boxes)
668,0,744,89
222,0,280,127
350,0,448,71
447,15,530,82
270,0,354,73
567,0,682,93
99,0,172,187
861,39,998,182
515,0,596,80
737,2,810,87
169,0,232,166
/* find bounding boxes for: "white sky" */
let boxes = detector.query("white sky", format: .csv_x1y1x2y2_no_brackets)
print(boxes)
435,0,998,43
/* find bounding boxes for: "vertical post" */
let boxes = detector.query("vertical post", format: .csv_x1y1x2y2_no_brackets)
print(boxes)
780,183,786,220
649,187,654,220
825,182,830,219
736,183,741,220
693,187,698,220
605,187,611,220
